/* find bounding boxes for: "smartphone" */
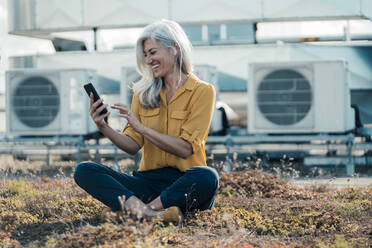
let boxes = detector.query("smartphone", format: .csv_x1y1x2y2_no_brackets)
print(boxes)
83,83,108,122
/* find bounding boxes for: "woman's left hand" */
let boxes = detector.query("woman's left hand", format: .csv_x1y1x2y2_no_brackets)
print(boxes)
111,103,145,134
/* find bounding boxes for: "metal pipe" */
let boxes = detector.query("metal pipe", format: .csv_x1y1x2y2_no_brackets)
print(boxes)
93,27,98,51
206,134,352,144
257,34,372,44
346,133,355,175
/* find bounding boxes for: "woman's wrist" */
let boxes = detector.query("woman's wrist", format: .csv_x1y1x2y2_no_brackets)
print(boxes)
137,123,147,136
97,121,109,133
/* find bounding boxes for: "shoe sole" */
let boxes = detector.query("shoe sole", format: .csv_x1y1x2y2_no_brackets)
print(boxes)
162,206,184,225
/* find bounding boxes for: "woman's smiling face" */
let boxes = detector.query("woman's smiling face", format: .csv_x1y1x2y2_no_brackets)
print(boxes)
143,38,176,78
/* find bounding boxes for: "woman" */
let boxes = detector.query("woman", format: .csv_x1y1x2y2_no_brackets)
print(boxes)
74,19,219,224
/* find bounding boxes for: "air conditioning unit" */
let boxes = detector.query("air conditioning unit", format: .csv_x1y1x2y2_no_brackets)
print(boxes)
193,65,219,92
248,60,355,134
6,68,100,136
120,65,224,134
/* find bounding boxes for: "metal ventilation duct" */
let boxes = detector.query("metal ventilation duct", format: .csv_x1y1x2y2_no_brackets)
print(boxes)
8,0,372,36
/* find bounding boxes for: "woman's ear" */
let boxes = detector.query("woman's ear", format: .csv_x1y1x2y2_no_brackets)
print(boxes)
172,47,177,55
172,42,180,54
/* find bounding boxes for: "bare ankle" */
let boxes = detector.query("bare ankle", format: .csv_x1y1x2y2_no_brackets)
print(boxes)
147,196,164,211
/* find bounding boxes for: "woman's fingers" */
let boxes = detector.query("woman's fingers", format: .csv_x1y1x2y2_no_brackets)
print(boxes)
111,103,129,110
90,100,101,116
89,96,106,116
89,92,94,105
112,103,129,109
92,103,108,119
119,113,129,119
94,111,110,123
113,103,127,107
93,107,110,121
92,98,104,109
96,103,108,114
88,94,110,127
89,93,95,115
111,104,130,115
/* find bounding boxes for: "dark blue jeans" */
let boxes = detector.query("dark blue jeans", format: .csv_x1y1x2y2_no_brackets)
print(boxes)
74,162,219,213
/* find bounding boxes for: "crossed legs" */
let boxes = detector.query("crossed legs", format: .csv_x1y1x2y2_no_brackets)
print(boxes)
74,162,219,220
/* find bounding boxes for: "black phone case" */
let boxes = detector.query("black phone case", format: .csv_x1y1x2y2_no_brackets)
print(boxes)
84,83,108,122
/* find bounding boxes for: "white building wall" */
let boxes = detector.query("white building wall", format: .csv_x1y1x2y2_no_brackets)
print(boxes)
8,0,372,35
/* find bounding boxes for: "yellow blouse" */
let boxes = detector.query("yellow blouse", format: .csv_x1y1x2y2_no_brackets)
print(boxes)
123,73,216,172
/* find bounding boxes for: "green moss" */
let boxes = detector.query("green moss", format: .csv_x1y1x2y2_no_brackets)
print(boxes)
316,234,356,248
336,199,372,218
2,180,40,199
0,210,41,231
0,198,25,211
1,167,371,247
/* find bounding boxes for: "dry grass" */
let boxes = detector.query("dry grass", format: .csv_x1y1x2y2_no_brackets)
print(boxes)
0,155,371,247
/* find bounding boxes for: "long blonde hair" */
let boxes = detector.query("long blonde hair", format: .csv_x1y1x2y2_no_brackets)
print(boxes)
133,19,193,108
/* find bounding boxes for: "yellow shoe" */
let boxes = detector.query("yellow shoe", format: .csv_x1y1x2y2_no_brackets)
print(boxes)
161,206,184,225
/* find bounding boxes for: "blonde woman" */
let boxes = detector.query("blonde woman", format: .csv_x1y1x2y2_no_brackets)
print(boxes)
74,19,218,224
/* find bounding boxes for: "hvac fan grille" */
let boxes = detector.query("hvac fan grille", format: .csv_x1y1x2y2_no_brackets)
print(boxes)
13,77,60,128
257,69,312,125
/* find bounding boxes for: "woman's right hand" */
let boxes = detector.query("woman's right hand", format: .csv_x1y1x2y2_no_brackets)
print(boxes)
89,93,110,129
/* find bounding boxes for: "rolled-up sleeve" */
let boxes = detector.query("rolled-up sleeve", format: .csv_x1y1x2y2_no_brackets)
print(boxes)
122,94,144,148
180,84,216,153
